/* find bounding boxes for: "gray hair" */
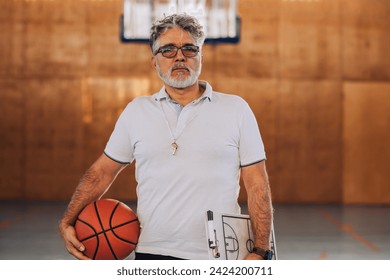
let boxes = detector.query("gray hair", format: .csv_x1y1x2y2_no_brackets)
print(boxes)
149,13,206,55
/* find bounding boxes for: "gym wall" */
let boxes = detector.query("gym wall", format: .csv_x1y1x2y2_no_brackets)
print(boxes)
0,0,389,204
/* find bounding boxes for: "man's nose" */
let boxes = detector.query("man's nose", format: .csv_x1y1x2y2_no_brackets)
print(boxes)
175,48,186,61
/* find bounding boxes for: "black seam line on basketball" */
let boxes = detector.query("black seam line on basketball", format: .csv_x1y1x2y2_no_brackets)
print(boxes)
76,218,99,241
110,217,139,245
76,217,100,258
110,202,139,248
77,218,139,246
79,231,138,245
95,201,118,260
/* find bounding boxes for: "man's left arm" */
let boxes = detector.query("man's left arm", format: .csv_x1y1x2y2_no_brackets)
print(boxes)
241,160,273,260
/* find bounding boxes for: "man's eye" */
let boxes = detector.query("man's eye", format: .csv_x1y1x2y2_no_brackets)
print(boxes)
183,46,197,50
161,47,175,53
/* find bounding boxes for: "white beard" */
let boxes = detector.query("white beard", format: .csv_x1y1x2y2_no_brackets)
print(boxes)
156,61,202,89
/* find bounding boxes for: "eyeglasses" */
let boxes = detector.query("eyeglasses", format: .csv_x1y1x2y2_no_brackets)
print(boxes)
155,44,200,58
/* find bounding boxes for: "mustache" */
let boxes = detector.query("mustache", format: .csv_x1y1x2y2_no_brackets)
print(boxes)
171,64,190,71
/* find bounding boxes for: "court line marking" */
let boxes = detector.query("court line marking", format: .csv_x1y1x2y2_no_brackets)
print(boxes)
319,251,328,260
319,210,380,253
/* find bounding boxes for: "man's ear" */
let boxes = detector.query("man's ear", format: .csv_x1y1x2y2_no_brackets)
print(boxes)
151,56,156,68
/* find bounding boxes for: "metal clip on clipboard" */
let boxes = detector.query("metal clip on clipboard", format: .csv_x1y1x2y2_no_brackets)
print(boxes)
207,210,220,258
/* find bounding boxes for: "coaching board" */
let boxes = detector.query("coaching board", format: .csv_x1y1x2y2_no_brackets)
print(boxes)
205,210,277,260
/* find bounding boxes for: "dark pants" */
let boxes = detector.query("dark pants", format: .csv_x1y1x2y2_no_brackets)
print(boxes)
135,252,186,260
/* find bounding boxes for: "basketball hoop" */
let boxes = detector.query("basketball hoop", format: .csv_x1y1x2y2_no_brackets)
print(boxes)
120,0,241,44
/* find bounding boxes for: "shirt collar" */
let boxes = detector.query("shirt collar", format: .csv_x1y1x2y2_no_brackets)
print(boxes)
154,80,213,103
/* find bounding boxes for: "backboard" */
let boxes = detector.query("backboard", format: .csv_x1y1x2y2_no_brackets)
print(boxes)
120,0,240,44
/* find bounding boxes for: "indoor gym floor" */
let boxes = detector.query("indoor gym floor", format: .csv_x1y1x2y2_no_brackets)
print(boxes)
0,201,389,260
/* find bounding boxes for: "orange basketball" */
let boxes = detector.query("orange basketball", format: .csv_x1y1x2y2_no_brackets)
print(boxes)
75,199,140,260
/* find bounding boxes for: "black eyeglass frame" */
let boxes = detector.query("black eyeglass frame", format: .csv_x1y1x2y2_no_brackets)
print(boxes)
154,44,200,58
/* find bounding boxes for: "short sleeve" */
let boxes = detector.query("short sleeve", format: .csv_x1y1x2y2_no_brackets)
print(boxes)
104,106,134,164
239,104,266,167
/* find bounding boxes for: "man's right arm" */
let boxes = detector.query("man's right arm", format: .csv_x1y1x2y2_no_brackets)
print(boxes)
58,153,127,259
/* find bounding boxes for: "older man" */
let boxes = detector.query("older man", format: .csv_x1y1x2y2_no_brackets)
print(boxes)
59,13,273,260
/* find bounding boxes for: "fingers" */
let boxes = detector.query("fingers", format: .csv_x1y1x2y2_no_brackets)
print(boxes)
64,237,90,260
66,242,90,260
64,242,89,260
59,222,91,260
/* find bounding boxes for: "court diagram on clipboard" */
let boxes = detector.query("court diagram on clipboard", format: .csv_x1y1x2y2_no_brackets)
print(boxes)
205,210,277,260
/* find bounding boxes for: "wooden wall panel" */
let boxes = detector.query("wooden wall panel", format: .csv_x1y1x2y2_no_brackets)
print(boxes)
0,23,12,77
0,2,24,199
24,22,53,77
86,1,152,76
0,12,23,78
0,0,13,20
238,0,280,78
23,2,88,78
49,23,88,76
24,79,84,199
87,22,152,76
207,0,279,79
343,82,390,204
0,80,24,199
279,0,341,79
0,0,389,204
275,80,342,203
342,0,390,80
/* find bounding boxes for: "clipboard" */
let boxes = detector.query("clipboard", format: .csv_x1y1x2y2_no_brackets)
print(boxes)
205,210,277,260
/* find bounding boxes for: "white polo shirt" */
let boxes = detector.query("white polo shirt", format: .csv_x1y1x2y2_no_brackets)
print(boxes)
104,81,266,259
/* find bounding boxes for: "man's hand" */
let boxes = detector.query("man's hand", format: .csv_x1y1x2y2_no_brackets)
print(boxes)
59,221,91,260
244,252,263,260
